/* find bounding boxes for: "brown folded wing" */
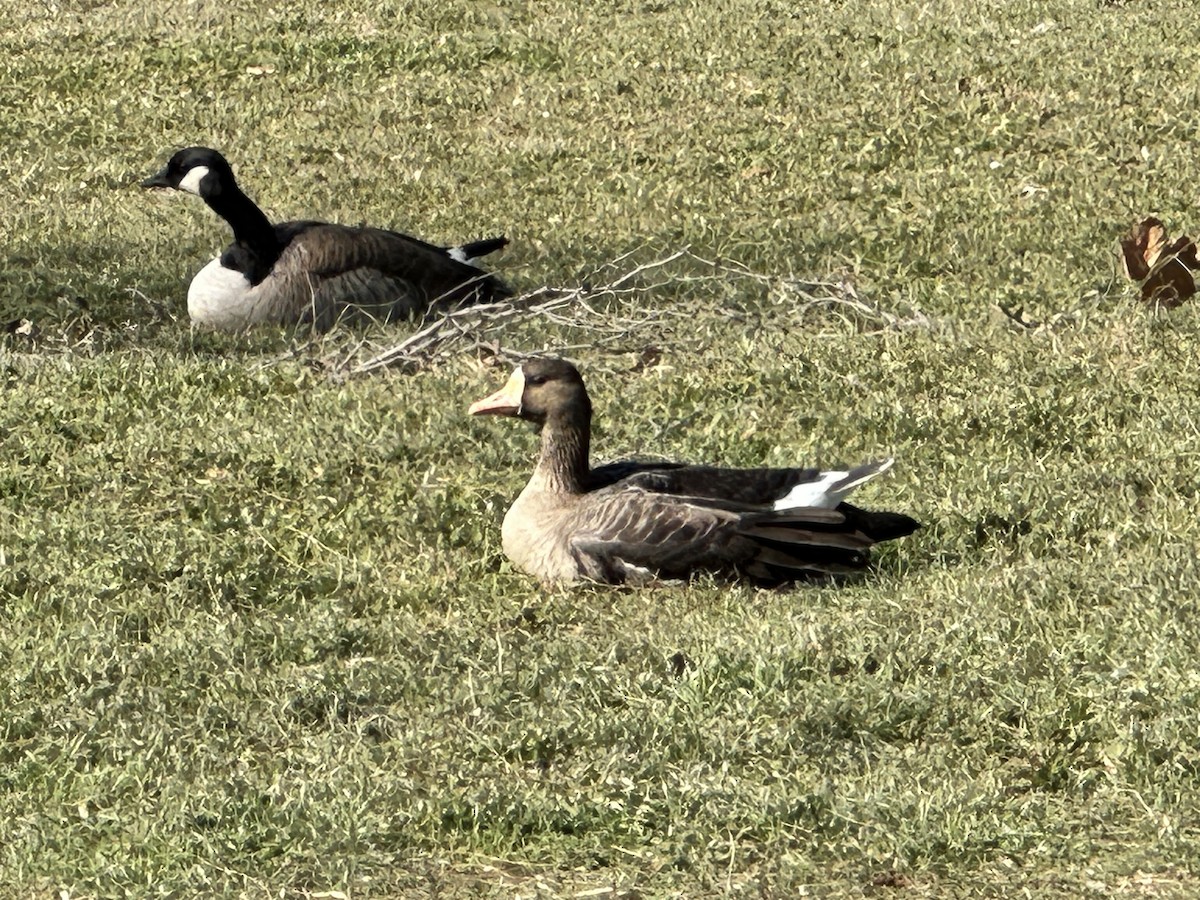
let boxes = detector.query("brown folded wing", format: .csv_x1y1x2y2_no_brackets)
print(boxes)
566,484,879,585
265,223,505,328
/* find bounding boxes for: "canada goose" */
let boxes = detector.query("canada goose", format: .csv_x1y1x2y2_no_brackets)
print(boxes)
469,358,921,585
142,146,510,331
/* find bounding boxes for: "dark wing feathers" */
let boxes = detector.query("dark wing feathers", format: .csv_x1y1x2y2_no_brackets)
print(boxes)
741,506,876,577
275,220,478,265
568,488,745,582
278,224,493,287
590,461,824,505
748,508,846,527
264,222,508,327
746,524,869,552
566,480,903,584
588,459,686,488
746,545,868,578
298,269,427,330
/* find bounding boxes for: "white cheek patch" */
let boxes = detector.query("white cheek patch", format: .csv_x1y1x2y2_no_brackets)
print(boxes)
178,165,210,195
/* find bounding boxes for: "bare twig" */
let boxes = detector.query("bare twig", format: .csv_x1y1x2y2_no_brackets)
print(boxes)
999,303,1039,329
997,286,1108,334
309,247,934,376
340,250,695,377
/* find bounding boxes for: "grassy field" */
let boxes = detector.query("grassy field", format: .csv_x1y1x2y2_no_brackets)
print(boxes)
4,0,1200,896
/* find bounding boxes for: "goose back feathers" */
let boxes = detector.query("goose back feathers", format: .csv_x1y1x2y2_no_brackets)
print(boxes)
143,147,509,330
469,358,920,585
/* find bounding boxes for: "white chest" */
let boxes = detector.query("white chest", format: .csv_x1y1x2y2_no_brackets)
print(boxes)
186,256,264,328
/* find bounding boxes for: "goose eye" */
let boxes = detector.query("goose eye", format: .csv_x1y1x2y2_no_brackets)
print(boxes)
525,375,548,386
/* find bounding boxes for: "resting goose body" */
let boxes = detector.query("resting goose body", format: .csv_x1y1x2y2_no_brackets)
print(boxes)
142,147,509,331
470,358,920,585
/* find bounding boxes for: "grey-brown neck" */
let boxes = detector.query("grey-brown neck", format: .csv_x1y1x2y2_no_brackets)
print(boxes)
533,411,591,494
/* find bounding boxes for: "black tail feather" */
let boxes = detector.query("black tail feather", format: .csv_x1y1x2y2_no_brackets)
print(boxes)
837,502,922,542
456,235,509,259
753,538,871,571
739,503,919,583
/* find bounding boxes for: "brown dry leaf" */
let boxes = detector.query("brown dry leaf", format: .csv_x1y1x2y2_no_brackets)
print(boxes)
245,64,276,76
1119,217,1166,281
1142,231,1199,309
1119,217,1198,308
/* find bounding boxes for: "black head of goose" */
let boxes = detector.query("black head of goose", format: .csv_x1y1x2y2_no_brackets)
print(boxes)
469,357,920,585
142,146,510,331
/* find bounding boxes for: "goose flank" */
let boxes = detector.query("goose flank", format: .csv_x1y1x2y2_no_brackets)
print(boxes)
142,146,509,331
470,357,920,585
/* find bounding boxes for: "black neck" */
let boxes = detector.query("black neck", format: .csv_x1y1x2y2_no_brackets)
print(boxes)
206,184,280,268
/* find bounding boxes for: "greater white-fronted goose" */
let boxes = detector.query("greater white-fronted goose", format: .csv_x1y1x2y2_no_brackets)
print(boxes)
142,147,509,331
469,357,920,585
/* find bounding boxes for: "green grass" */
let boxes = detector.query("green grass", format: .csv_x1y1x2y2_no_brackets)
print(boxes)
4,0,1200,895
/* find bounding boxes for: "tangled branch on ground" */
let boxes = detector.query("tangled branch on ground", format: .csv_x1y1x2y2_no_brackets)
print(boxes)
306,249,934,377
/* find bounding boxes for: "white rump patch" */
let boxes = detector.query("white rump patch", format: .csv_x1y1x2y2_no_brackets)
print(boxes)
178,165,211,195
774,458,895,510
447,245,485,268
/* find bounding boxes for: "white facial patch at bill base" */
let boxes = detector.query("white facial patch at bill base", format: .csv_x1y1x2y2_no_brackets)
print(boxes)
178,165,211,195
505,366,527,416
